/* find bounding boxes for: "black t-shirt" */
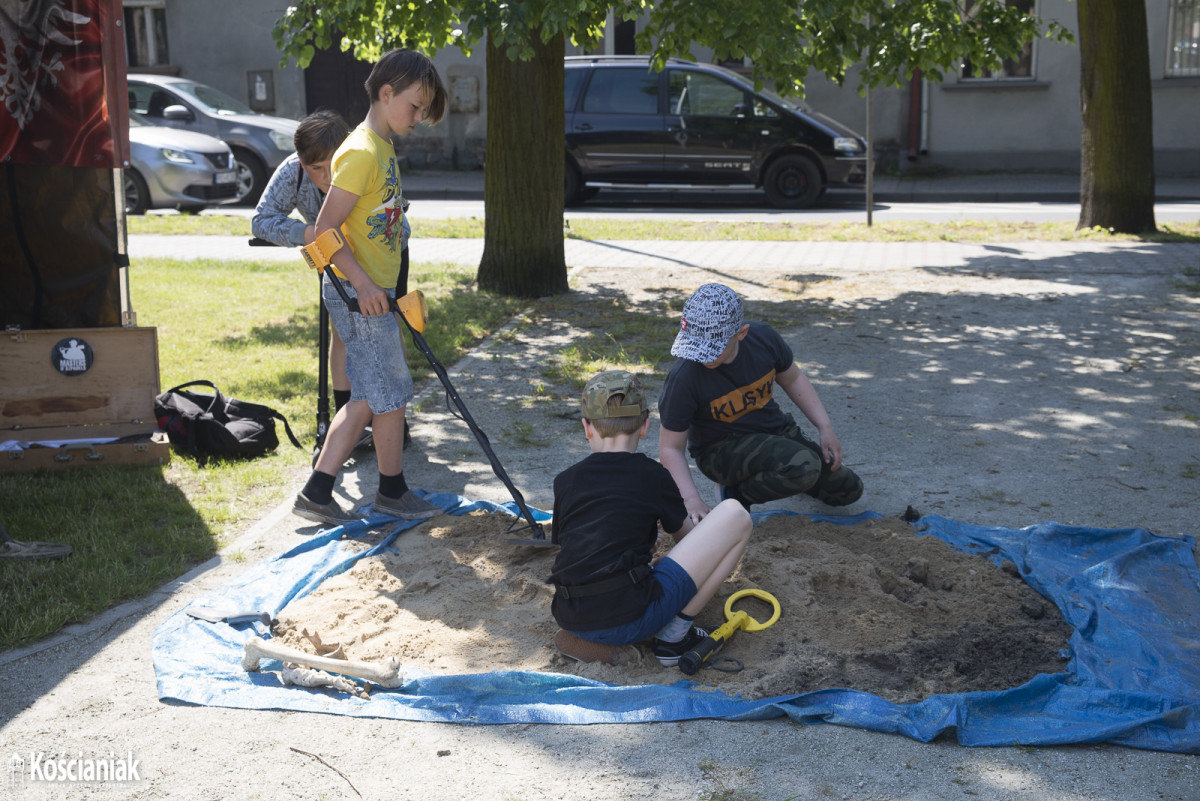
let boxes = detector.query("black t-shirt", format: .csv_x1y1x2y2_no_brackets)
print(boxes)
658,321,795,455
549,451,687,631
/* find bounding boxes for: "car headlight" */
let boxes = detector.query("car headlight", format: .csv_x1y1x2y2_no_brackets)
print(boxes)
269,130,293,151
161,148,196,164
834,137,864,155
835,137,864,154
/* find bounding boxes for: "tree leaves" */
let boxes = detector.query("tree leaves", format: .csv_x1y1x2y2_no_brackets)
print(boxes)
272,0,1069,97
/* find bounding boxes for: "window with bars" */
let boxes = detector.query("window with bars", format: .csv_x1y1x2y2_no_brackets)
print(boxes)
960,0,1036,81
1168,0,1200,76
123,0,170,69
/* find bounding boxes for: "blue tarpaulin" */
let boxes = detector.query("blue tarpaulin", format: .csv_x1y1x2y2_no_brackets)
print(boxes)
152,493,1200,752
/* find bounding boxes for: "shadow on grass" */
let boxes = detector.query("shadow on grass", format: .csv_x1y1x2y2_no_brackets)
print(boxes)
0,463,213,654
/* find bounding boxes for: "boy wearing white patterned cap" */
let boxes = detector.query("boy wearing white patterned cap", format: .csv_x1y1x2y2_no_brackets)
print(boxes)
658,283,863,519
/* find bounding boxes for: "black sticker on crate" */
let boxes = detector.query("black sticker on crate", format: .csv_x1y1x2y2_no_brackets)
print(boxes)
51,337,94,376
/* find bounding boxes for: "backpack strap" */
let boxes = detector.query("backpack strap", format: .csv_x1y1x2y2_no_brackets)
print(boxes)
164,380,224,415
271,407,302,449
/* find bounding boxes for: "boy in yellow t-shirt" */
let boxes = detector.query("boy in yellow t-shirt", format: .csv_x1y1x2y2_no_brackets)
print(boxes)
292,49,448,527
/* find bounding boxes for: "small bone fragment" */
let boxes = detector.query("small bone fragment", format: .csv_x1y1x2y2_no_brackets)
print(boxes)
281,663,368,698
301,628,345,657
241,636,403,688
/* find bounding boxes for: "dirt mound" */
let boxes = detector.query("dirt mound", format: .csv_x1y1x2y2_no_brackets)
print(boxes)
274,511,1070,703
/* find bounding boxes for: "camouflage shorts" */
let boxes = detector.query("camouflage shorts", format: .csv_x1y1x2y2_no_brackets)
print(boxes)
692,416,863,507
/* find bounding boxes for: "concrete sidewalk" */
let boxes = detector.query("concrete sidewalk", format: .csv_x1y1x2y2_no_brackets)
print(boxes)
401,167,1200,203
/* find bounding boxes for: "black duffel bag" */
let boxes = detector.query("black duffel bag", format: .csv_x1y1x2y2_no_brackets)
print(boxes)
154,380,301,465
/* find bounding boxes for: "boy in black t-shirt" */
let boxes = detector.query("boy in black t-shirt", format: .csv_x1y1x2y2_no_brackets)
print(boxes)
658,283,864,518
549,370,752,666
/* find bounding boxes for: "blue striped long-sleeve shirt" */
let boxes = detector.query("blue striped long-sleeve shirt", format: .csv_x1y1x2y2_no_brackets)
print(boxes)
251,154,411,250
251,154,322,248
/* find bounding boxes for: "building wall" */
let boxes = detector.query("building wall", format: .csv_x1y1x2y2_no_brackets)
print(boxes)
797,1,1200,175
153,1,306,120
409,48,486,170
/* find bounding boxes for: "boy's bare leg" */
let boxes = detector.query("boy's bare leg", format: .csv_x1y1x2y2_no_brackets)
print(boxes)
372,407,405,475
313,400,372,476
666,499,752,616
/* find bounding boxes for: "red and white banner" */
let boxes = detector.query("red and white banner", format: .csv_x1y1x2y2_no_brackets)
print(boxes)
0,0,129,167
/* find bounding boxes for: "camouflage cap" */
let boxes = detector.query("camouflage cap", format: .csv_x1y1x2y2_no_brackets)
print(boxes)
671,283,744,363
581,370,648,419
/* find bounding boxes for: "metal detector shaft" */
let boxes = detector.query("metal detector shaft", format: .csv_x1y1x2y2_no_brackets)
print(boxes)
323,272,548,544
315,279,331,449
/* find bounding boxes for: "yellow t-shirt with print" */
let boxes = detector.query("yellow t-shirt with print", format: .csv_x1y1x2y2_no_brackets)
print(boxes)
329,125,405,289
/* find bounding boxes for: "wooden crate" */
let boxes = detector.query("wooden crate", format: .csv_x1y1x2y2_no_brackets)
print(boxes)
0,327,169,472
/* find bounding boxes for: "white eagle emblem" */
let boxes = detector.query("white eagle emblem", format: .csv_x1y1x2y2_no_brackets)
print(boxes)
0,0,92,129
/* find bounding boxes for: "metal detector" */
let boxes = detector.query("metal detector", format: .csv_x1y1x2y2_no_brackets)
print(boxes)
314,282,331,461
302,230,551,547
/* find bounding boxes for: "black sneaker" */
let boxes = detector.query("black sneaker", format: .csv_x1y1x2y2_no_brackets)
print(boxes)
292,492,360,527
403,419,413,450
652,625,712,667
373,490,440,521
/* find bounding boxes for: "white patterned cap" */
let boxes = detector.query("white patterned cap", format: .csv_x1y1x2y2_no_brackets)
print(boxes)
671,284,744,363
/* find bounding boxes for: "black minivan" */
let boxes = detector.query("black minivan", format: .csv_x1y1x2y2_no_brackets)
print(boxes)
565,56,868,208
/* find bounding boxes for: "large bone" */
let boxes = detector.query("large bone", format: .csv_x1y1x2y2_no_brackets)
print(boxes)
241,636,403,689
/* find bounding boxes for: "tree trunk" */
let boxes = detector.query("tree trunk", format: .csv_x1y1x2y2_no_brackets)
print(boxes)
477,32,568,297
1076,0,1156,233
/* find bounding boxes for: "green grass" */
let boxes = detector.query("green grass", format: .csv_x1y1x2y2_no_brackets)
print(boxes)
0,258,524,651
129,213,251,236
126,213,1200,243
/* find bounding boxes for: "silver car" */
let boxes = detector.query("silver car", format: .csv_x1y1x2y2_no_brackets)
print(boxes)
125,114,238,215
128,74,299,204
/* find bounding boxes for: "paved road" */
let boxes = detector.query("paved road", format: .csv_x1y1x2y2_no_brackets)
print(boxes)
183,195,1200,225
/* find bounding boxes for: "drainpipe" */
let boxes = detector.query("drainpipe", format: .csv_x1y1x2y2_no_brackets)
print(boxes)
907,69,922,161
920,76,930,155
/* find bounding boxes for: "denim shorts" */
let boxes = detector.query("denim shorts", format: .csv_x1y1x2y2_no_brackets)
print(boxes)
322,276,413,414
568,557,698,646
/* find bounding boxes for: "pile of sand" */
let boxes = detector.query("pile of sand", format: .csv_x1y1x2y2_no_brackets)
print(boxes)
274,511,1070,703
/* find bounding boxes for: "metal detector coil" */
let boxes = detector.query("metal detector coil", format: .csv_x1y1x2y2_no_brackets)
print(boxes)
679,588,781,675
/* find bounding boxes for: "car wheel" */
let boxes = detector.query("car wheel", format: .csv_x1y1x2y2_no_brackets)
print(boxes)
231,148,266,206
565,161,589,206
763,154,822,209
124,169,149,216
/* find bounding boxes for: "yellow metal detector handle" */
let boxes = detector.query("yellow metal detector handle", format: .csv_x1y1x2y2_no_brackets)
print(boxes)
300,228,345,273
678,588,781,675
301,230,429,334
